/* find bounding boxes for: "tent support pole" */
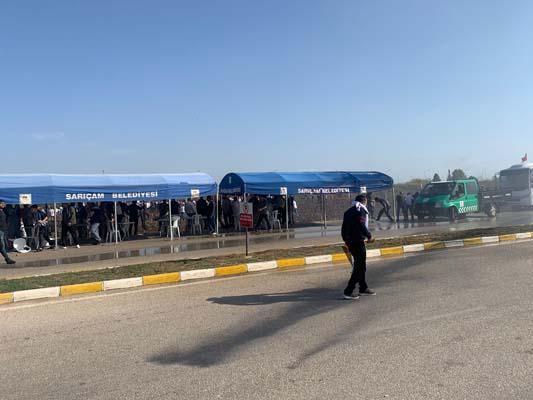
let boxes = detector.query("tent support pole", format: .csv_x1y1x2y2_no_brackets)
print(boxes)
169,198,173,241
216,187,219,236
114,201,119,245
53,202,58,250
323,194,327,230
285,194,289,232
244,192,249,256
392,187,396,222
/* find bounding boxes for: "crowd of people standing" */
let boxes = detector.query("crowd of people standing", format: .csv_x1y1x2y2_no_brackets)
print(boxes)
219,195,297,232
395,191,419,222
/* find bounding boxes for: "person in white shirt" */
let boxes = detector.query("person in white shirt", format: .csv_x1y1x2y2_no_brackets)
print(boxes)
404,193,415,221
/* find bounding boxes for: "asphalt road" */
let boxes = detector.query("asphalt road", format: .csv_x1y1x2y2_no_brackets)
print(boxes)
1,242,533,399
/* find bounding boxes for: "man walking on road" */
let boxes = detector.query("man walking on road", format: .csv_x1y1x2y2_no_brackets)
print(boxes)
341,195,375,299
0,200,16,265
374,196,395,222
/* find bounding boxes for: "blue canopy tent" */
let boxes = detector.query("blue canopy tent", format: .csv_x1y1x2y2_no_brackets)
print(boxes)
219,171,394,229
219,171,393,195
0,173,217,204
0,173,217,243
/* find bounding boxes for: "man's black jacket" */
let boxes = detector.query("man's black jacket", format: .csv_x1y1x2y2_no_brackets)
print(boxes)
341,204,372,245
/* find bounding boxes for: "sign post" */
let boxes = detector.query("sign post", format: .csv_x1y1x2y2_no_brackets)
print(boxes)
169,198,173,241
53,202,58,250
392,187,396,222
114,201,119,245
239,202,254,256
280,187,289,232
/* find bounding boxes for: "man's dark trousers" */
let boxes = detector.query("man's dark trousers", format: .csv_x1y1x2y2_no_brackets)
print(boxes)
61,224,79,246
376,207,394,222
255,213,271,230
344,242,368,295
0,230,10,261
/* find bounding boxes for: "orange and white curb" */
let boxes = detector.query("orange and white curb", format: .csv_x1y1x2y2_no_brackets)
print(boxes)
1,231,531,306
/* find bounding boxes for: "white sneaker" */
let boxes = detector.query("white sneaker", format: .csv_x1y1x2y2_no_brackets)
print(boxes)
76,244,81,249
343,294,360,300
62,246,67,249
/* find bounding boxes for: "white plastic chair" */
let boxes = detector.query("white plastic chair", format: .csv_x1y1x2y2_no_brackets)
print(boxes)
191,214,203,235
170,215,181,238
271,211,282,232
13,238,31,253
120,215,130,240
106,221,122,243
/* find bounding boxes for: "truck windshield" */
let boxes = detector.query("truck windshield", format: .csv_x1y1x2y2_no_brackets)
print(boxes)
500,170,530,191
421,182,454,196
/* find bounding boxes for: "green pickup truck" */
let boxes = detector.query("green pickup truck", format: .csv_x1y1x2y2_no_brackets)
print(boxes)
414,179,499,221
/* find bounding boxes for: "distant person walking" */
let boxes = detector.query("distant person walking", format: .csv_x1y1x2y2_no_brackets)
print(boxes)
342,195,375,299
33,205,51,251
221,196,233,229
367,193,375,220
231,197,241,231
375,196,394,222
61,203,80,249
89,204,104,244
396,191,404,222
128,201,140,236
0,200,16,265
254,196,271,231
206,196,216,233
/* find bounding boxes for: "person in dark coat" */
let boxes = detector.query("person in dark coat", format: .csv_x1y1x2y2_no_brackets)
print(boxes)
76,203,88,240
89,204,104,244
33,205,51,251
196,197,208,218
395,191,405,222
341,195,375,299
221,196,233,229
128,201,140,236
61,203,80,248
0,200,16,264
254,196,271,231
206,196,216,233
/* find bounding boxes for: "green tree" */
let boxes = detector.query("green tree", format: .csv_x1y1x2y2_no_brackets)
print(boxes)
451,169,467,180
432,173,441,182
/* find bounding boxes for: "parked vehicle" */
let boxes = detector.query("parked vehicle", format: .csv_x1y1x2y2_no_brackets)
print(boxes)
414,178,501,221
499,163,533,209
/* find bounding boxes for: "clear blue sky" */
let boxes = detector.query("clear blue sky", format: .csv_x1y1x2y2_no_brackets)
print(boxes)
1,0,532,182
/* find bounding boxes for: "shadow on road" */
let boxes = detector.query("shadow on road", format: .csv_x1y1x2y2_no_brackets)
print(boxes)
148,253,440,368
206,288,343,306
148,286,351,367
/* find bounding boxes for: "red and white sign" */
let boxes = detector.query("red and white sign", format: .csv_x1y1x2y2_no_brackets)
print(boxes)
240,213,253,228
239,202,254,228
